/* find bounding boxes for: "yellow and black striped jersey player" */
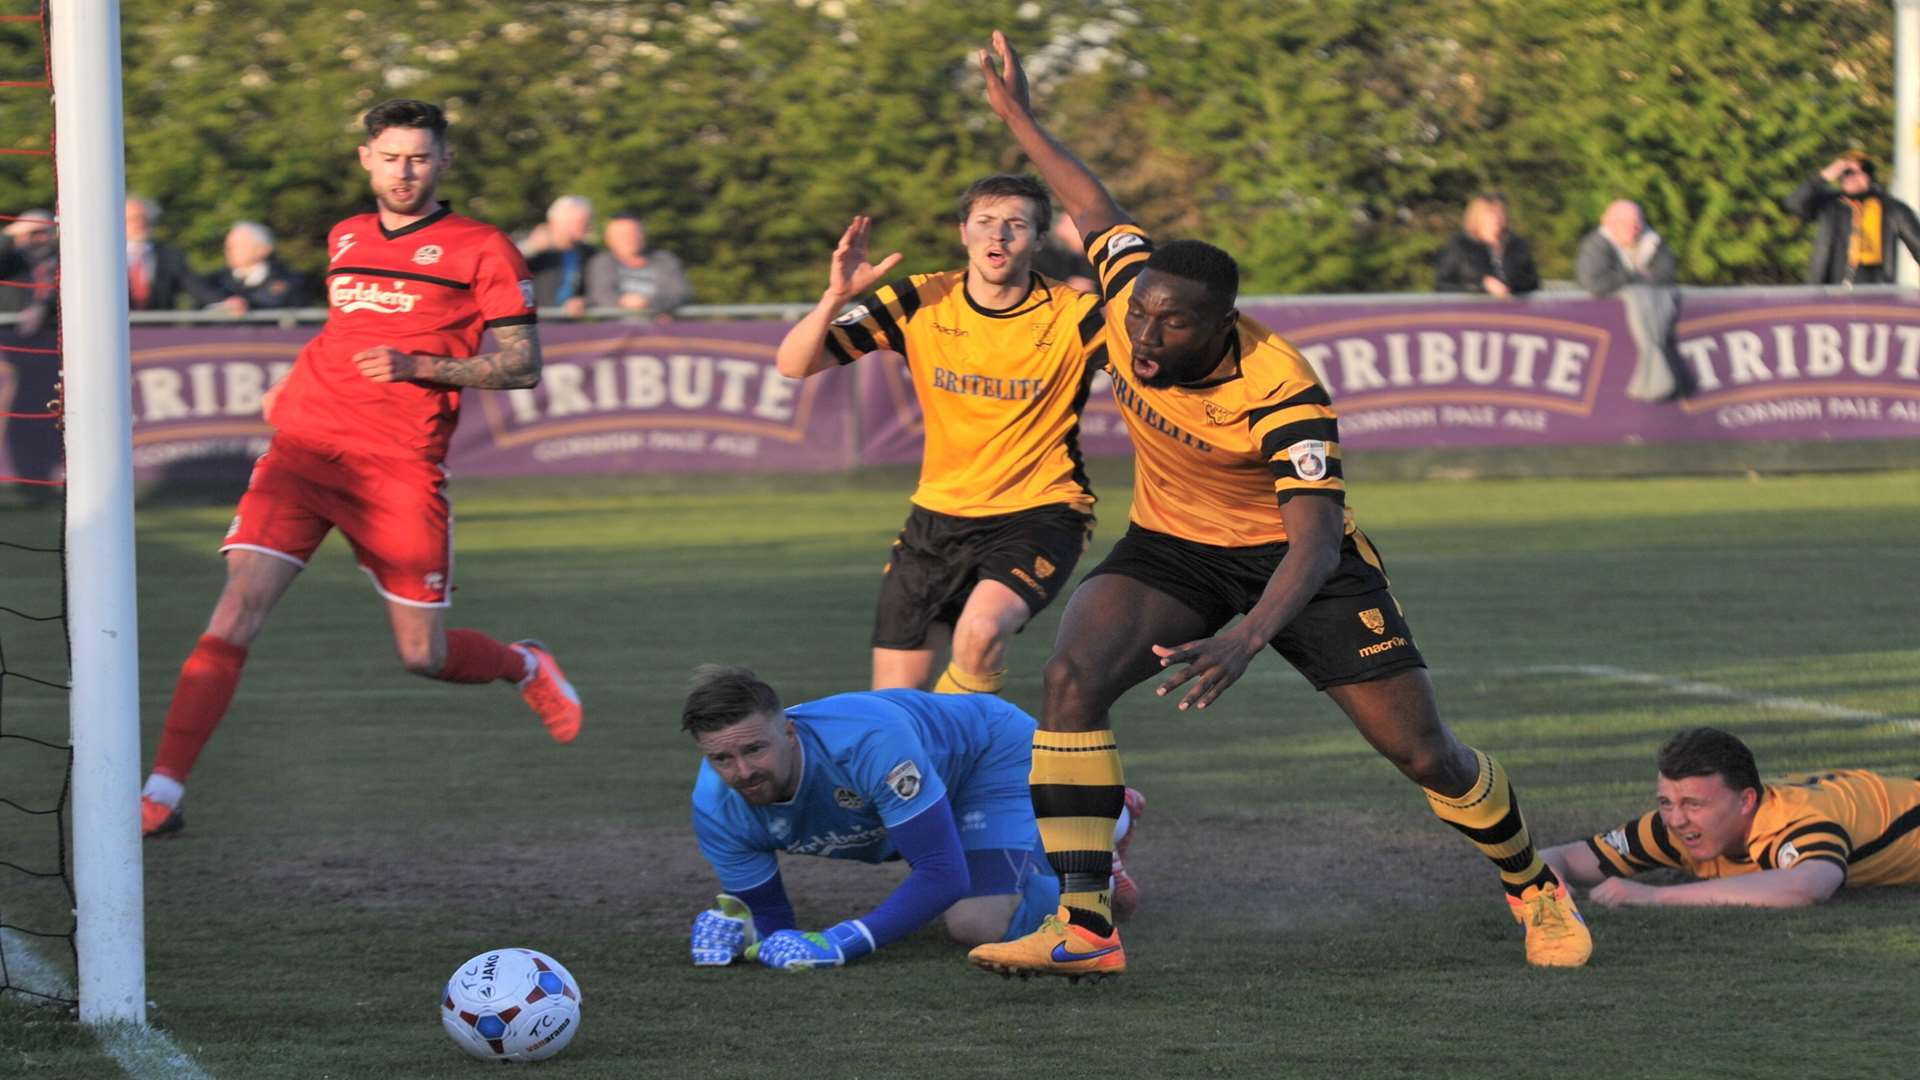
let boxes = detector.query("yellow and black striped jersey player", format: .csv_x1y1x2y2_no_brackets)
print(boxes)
1544,726,1920,908
776,179,1106,702
962,29,1595,981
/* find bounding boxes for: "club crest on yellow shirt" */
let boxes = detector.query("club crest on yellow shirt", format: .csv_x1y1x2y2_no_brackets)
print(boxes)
1203,401,1233,425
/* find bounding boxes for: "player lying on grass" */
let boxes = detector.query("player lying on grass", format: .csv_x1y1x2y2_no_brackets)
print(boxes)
1542,726,1920,908
775,175,1105,698
681,664,1140,971
964,31,1592,979
138,98,582,838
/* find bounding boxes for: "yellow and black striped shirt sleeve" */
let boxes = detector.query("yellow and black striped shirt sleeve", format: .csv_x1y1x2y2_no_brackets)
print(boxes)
1762,819,1852,873
1084,223,1152,303
1586,811,1689,877
1248,382,1345,505
824,275,926,365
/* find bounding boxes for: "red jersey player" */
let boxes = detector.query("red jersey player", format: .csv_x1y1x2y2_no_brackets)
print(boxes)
139,99,583,838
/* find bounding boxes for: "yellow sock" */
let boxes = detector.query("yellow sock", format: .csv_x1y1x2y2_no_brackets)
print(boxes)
1424,748,1554,898
1031,728,1124,935
933,664,1005,695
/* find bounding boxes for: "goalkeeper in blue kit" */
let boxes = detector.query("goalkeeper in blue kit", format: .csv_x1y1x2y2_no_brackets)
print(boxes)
682,665,1139,970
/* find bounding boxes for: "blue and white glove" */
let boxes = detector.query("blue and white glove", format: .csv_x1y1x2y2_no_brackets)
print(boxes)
746,920,875,971
690,893,757,967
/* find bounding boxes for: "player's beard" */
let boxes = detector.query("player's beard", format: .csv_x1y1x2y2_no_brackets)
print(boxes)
376,182,437,218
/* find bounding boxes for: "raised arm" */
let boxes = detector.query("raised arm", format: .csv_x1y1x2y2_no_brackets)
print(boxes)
774,215,902,379
1783,171,1839,221
978,31,1130,244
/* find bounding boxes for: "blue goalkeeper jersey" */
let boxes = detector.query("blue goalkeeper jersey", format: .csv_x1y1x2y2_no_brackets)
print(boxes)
691,689,1034,892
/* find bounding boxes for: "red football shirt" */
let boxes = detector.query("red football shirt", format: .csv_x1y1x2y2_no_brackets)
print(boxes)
273,203,537,462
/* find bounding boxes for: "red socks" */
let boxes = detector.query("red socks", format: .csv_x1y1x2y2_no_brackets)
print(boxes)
149,630,524,784
150,634,249,782
436,629,527,684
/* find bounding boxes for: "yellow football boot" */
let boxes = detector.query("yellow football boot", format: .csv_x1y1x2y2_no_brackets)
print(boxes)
968,907,1125,983
1506,877,1593,968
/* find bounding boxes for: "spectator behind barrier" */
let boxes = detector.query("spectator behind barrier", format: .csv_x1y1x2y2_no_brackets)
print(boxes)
522,194,597,317
1434,193,1539,297
1577,200,1687,401
0,209,58,337
126,194,223,311
1784,151,1920,285
585,214,693,318
208,221,310,315
0,208,62,492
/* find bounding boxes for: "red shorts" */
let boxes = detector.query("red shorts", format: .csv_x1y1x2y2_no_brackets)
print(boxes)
221,437,453,607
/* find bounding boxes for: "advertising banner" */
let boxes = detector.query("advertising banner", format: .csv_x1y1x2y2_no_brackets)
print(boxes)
95,322,853,485
3,287,1912,487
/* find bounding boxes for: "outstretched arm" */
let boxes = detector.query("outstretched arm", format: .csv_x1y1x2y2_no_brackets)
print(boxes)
978,31,1130,245
749,796,971,970
1540,840,1608,887
1587,860,1844,909
774,215,903,379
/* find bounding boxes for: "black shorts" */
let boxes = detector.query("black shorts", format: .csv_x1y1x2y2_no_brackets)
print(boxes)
1085,522,1426,691
872,504,1094,650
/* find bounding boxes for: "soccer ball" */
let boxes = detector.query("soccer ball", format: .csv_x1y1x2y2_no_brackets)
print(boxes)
440,947,583,1062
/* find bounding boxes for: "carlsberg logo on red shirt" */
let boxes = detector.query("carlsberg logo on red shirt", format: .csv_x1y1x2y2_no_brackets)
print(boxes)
330,278,421,314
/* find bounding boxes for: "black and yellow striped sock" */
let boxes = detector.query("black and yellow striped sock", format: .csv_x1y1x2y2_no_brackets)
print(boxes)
1030,728,1125,936
1423,748,1555,898
933,664,1005,695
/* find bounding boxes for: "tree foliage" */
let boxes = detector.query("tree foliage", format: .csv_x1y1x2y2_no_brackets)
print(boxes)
0,0,1896,297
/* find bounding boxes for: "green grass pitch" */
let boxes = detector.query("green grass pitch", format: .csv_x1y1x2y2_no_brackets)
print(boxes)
3,460,1918,1078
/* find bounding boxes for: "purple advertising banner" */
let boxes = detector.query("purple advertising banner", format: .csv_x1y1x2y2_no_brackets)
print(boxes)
854,287,1920,464
1248,288,1920,448
1663,291,1920,440
106,322,854,484
4,287,1913,487
450,322,854,476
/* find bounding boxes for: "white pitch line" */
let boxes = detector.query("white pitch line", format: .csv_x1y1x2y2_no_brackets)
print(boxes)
0,928,214,1080
0,926,73,1001
96,1022,216,1080
1515,664,1920,734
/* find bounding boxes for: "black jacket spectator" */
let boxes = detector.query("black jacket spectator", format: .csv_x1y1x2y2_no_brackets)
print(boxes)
527,244,599,309
130,239,223,311
209,256,310,310
1434,232,1540,295
1784,174,1920,285
0,230,56,317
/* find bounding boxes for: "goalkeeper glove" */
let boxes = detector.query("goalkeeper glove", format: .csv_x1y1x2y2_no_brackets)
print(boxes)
690,893,757,967
745,920,875,971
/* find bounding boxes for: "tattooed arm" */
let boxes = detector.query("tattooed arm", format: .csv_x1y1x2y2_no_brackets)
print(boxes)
351,323,543,389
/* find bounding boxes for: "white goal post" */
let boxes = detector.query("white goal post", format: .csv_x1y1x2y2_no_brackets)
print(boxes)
52,0,145,1026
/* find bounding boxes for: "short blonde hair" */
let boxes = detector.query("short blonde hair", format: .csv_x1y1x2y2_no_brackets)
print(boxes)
1462,193,1509,236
